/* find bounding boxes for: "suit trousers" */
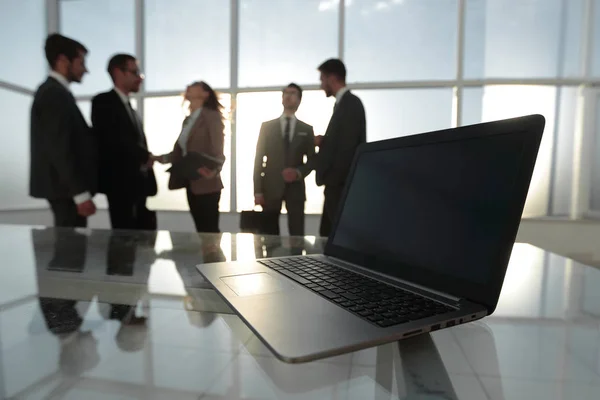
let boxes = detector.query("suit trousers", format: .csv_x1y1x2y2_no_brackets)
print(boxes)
48,199,87,228
107,195,150,230
264,183,305,236
186,189,221,233
319,186,344,237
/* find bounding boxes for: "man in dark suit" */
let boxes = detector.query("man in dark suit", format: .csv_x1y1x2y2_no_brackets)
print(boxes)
253,83,316,236
91,54,157,230
313,59,366,237
30,34,97,228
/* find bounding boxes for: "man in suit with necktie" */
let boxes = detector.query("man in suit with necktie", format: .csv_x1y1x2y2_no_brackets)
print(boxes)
313,59,366,237
91,54,157,230
30,34,97,227
253,83,316,236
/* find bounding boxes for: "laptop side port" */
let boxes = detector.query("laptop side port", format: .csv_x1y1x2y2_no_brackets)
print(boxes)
402,329,423,338
430,324,441,331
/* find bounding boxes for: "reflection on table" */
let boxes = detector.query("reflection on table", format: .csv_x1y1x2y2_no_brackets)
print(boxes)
0,224,598,399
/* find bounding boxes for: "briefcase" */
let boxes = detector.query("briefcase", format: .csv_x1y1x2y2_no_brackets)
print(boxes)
240,210,279,235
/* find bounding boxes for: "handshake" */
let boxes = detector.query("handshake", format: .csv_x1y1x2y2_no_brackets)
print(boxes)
74,153,174,218
147,153,168,167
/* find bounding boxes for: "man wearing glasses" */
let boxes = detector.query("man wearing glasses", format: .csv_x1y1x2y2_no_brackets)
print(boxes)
91,54,158,230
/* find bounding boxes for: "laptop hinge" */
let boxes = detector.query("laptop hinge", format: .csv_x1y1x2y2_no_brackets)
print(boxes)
323,255,462,303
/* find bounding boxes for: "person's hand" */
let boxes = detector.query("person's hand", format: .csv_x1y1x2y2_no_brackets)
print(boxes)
145,155,156,168
314,135,324,147
76,199,96,217
197,167,217,178
254,194,265,206
154,154,169,164
282,168,300,183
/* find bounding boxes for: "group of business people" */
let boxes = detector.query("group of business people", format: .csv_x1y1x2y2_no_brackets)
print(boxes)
30,33,366,237
30,33,226,233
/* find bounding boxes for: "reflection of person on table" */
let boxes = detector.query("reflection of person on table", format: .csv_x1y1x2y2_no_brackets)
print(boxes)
33,228,149,373
33,227,100,377
157,81,226,233
102,231,148,329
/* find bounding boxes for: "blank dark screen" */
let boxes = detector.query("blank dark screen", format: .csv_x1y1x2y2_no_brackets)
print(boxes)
331,132,526,284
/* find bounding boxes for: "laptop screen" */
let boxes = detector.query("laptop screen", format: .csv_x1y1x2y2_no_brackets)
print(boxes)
330,131,527,286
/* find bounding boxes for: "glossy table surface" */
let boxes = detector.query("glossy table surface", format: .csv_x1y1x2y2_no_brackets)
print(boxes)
0,224,599,399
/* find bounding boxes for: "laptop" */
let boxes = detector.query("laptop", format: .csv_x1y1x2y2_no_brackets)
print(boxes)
197,114,545,363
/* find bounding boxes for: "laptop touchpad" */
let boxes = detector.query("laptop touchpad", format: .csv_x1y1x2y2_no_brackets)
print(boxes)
220,272,294,297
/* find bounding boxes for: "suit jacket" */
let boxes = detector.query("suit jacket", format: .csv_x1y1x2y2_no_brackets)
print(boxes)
29,77,97,200
168,108,225,195
311,90,366,188
253,117,315,204
91,90,157,198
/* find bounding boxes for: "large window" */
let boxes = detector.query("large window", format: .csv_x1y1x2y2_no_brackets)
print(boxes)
144,95,232,212
43,0,600,220
238,0,338,87
345,0,458,82
0,1,47,211
0,0,46,88
551,87,578,216
593,0,600,77
355,89,454,142
464,0,584,79
144,0,230,91
591,99,600,211
60,0,136,95
462,86,557,217
0,90,45,209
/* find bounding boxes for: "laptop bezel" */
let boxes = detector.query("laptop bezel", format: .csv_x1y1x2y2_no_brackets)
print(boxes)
323,114,545,314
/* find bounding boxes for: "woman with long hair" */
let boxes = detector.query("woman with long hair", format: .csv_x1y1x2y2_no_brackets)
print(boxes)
158,81,225,232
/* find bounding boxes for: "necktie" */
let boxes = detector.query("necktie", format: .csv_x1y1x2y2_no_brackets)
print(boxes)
127,101,147,149
284,117,291,165
284,116,291,146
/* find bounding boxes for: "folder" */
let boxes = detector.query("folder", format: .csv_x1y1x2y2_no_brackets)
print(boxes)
167,151,225,180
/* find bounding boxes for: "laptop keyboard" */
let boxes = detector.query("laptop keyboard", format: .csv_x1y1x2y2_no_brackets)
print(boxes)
258,256,455,328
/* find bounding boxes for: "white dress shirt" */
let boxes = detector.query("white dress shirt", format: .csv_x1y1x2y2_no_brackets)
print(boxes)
335,86,349,106
178,108,202,156
280,113,297,142
114,87,133,114
48,71,91,205
114,87,144,130
49,71,70,91
114,87,138,121
113,87,129,105
114,87,149,172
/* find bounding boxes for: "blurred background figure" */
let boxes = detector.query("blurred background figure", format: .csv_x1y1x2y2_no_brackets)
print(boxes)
312,59,366,237
92,53,158,231
157,81,226,233
30,33,97,227
253,83,315,236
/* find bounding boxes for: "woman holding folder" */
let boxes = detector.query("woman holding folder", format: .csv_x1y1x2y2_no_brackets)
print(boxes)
158,81,225,233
